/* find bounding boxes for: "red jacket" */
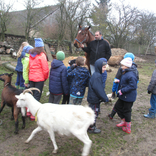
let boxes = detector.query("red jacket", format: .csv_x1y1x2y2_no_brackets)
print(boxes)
29,52,49,82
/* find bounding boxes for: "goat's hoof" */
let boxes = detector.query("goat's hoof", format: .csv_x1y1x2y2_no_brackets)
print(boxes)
14,131,18,134
52,150,57,154
25,140,29,144
22,125,25,129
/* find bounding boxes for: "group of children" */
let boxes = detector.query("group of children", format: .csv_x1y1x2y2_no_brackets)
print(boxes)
15,38,155,134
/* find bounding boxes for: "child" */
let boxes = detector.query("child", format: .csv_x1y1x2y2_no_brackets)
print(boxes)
49,51,69,104
21,44,33,88
108,52,139,119
29,38,49,120
67,56,90,105
62,59,76,104
15,42,30,89
144,65,156,118
87,58,109,134
114,57,137,134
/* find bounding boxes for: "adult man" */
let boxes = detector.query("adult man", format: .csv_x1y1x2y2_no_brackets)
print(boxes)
80,31,111,75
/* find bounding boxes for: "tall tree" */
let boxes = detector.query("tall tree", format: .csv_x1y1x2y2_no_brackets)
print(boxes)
55,0,92,42
106,1,139,48
0,0,13,41
91,0,111,35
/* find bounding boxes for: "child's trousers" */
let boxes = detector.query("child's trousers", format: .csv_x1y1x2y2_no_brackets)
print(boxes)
15,72,25,88
114,98,133,122
149,94,156,113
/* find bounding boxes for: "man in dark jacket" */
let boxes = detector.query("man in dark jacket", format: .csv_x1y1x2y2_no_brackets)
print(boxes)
80,31,111,75
87,58,109,134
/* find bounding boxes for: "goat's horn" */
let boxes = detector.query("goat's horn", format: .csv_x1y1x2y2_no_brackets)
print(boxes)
23,89,33,95
23,88,40,95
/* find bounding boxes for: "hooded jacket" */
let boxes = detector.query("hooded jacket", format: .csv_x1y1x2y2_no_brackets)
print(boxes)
87,59,109,104
118,67,137,102
67,66,90,97
147,69,156,94
49,59,68,95
82,39,111,65
29,52,49,82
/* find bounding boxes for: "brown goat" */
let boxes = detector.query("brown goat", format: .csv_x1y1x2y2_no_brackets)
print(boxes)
0,73,25,134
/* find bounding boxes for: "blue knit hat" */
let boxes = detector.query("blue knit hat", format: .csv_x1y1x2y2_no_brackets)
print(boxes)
23,45,33,53
124,52,135,61
56,51,65,61
34,38,44,47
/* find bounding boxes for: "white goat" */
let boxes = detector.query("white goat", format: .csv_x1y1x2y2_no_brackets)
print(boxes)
15,88,95,156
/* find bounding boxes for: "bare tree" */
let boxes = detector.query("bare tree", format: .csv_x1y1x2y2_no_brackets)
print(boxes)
55,0,92,42
0,0,13,41
134,11,156,54
106,0,140,48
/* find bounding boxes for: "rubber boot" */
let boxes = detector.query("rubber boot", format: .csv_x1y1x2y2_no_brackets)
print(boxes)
122,122,131,134
30,115,35,121
87,123,101,134
108,109,116,119
144,112,155,119
116,118,126,127
26,107,31,117
15,85,19,89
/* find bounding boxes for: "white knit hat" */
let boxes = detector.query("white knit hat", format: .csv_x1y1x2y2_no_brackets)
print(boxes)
120,57,132,67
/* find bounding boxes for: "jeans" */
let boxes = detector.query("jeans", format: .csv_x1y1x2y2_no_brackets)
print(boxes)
90,64,95,75
49,94,62,104
15,72,25,88
69,96,83,105
149,94,156,113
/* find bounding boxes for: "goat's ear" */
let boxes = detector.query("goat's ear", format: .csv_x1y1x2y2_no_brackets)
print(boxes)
9,73,14,77
79,25,82,29
15,95,20,99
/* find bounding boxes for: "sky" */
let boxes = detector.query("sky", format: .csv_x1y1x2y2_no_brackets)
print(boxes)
111,0,156,14
6,0,156,14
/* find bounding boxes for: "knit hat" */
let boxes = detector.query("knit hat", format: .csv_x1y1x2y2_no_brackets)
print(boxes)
120,57,132,67
124,52,135,61
56,51,65,61
23,45,33,53
34,38,44,47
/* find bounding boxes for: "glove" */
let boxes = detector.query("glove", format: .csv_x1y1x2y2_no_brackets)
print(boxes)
114,79,120,83
147,90,151,94
118,90,122,96
112,92,116,99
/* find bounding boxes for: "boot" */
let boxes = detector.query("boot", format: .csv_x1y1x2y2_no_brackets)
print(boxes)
122,122,131,134
144,112,155,119
108,109,116,119
116,118,126,127
26,107,31,117
15,85,19,89
87,124,101,134
30,115,35,121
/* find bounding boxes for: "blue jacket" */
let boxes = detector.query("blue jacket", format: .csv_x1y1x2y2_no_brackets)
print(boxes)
49,59,68,95
112,62,139,93
118,67,137,102
67,66,90,97
15,52,26,72
87,59,109,104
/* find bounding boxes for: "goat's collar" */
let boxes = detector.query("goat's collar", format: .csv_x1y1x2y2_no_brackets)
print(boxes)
35,108,40,122
4,83,10,87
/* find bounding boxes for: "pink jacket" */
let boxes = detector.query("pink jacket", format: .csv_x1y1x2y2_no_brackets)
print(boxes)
29,52,49,82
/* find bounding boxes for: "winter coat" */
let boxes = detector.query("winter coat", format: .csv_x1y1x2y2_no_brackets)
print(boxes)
82,39,111,65
112,62,139,93
118,68,137,102
49,59,68,95
15,52,26,72
87,59,109,104
147,69,156,94
29,52,49,82
67,66,90,97
21,53,29,84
